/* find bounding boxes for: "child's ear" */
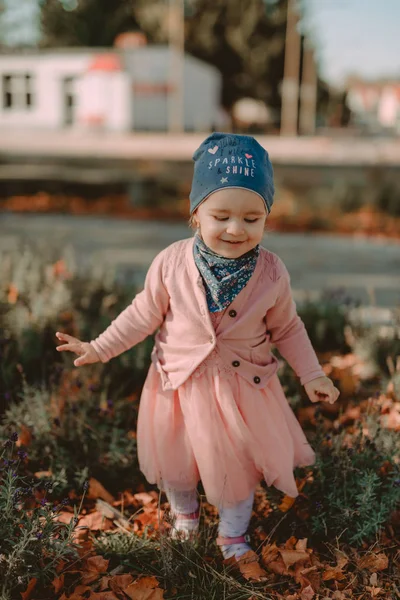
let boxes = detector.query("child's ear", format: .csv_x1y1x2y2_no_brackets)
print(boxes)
189,211,199,230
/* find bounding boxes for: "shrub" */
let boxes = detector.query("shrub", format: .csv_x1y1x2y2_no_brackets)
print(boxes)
297,288,358,353
1,378,139,497
0,432,82,599
0,244,153,412
302,412,400,546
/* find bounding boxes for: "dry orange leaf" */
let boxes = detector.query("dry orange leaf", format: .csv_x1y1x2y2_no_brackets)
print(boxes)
278,548,309,569
125,576,164,600
236,550,268,582
78,510,114,532
81,556,110,585
7,283,18,304
109,574,134,594
87,478,115,504
358,552,388,572
34,470,53,479
20,578,37,600
133,492,157,505
52,574,64,594
17,424,32,447
322,566,346,581
365,585,383,597
294,564,320,593
278,495,296,512
295,538,308,552
300,584,315,600
88,593,119,600
261,541,280,565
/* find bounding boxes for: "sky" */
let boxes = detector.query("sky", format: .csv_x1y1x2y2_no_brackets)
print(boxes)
2,0,400,89
302,0,400,87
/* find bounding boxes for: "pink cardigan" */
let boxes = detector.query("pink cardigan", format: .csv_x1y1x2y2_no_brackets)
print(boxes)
90,237,325,391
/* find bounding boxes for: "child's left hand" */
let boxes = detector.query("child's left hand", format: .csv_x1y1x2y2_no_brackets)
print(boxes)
304,376,340,404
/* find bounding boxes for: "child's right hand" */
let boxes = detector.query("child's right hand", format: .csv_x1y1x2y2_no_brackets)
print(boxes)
55,332,100,367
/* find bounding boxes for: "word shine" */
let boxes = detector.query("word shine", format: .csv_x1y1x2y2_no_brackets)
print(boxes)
208,155,256,177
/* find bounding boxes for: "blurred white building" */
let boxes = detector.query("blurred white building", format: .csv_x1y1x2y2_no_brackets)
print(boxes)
0,46,222,132
347,79,400,134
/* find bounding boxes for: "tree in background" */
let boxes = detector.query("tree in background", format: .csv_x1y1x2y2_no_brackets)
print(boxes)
40,0,141,47
185,0,287,117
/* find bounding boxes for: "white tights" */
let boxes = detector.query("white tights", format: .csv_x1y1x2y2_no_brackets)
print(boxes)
165,486,255,559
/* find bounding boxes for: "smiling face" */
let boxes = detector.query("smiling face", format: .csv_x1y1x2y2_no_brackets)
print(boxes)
193,188,267,258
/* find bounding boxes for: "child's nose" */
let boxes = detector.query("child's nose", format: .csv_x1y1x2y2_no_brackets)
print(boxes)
226,220,244,235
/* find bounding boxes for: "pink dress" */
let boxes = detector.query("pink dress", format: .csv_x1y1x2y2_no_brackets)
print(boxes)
137,308,316,509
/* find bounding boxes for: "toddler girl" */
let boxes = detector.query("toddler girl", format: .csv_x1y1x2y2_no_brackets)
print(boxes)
56,132,339,561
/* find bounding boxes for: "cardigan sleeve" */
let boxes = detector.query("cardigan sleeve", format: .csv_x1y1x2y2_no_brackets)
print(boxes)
90,249,170,363
266,260,325,386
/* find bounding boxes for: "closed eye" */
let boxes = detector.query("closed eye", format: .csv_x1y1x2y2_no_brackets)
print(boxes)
213,217,260,223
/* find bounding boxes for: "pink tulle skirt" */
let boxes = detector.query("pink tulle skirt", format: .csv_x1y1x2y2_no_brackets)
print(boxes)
137,354,316,509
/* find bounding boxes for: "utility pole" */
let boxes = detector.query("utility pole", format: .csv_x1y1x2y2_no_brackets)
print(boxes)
299,38,317,135
168,0,185,133
281,0,301,136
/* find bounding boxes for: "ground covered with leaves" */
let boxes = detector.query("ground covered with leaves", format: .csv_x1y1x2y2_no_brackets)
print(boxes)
0,245,399,599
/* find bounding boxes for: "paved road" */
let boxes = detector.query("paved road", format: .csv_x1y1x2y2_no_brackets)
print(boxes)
1,213,400,308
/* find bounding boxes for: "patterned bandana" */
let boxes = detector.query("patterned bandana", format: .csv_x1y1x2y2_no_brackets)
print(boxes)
193,233,260,313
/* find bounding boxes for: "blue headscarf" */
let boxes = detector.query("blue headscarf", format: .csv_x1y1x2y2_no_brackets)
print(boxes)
193,233,260,313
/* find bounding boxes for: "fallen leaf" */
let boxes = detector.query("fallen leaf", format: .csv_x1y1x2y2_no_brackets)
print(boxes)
295,538,308,553
370,572,378,586
81,556,109,585
261,542,280,565
335,552,349,570
267,557,288,575
87,478,115,504
52,574,64,594
358,552,388,572
278,548,310,569
322,566,346,581
365,585,383,597
88,593,119,600
109,574,134,594
20,578,37,600
34,470,53,479
7,283,18,304
300,585,315,600
278,495,296,512
17,424,32,447
133,492,157,505
125,576,164,600
294,564,320,592
78,510,114,532
237,550,268,581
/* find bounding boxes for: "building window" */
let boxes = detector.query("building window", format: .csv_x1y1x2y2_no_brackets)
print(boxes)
3,75,12,108
2,73,34,110
25,74,33,107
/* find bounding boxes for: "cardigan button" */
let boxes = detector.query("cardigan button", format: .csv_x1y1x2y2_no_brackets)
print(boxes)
253,376,261,384
228,309,237,318
232,360,240,367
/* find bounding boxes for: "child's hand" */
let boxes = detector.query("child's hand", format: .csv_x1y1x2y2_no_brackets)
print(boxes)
304,376,340,405
55,332,100,367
